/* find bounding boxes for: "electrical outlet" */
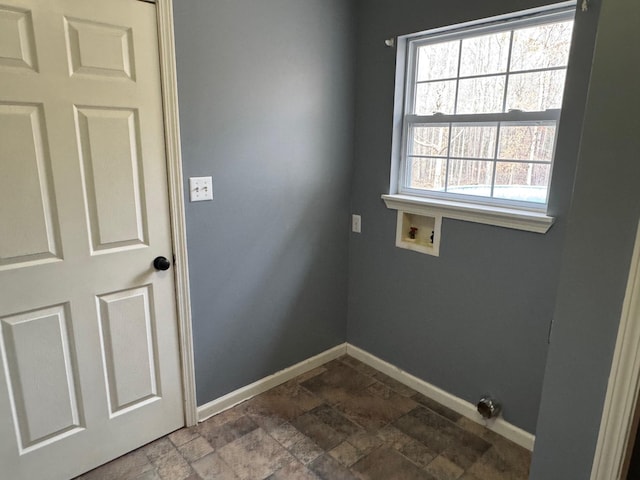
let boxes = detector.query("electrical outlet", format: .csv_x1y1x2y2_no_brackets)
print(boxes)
352,214,361,233
189,176,213,202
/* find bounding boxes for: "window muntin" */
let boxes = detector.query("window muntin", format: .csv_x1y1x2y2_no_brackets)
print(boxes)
400,10,574,210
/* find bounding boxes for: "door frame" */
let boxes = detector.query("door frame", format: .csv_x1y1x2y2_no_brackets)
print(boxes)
153,0,197,427
591,220,640,479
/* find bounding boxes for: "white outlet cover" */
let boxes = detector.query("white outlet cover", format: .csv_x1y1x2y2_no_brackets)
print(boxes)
189,176,213,202
352,214,361,233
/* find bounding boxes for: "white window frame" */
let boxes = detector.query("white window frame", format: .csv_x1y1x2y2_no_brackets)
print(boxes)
384,2,576,234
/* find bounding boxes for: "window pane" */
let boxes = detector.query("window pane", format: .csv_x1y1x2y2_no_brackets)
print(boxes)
457,76,505,114
417,40,460,81
446,159,494,197
400,14,574,208
415,80,456,114
494,162,550,203
506,70,566,111
459,31,510,77
450,124,497,159
408,157,447,191
510,21,573,72
498,124,556,161
409,125,450,157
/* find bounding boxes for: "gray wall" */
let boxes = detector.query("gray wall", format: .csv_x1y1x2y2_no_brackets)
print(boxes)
173,0,355,405
347,0,599,434
531,0,640,477
171,4,636,474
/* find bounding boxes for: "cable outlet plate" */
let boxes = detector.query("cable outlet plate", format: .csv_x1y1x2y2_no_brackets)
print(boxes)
189,176,213,202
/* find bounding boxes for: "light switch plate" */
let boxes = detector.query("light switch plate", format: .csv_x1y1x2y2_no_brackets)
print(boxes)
189,176,213,202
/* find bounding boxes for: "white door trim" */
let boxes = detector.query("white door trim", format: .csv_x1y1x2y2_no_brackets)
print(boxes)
591,220,640,480
154,0,197,427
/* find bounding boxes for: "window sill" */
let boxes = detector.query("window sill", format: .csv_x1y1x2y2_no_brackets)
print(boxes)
381,194,555,234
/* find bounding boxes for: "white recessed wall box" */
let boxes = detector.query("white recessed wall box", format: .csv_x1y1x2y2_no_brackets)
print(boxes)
395,211,442,256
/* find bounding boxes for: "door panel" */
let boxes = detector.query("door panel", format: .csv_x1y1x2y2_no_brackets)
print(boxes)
0,1,184,478
75,106,148,252
64,16,135,80
97,286,159,416
0,304,83,452
0,5,38,70
0,103,60,268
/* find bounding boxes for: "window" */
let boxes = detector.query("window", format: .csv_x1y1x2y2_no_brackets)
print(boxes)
396,6,575,213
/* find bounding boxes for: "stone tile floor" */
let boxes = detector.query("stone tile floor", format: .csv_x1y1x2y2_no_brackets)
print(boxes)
77,355,531,480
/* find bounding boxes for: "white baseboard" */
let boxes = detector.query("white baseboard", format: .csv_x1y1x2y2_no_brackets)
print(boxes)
346,344,535,451
196,342,535,451
197,343,347,422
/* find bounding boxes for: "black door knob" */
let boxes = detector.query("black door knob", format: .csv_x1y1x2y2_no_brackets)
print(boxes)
153,256,171,271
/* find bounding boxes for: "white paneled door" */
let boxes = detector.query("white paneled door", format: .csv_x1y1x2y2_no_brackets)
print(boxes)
0,1,184,478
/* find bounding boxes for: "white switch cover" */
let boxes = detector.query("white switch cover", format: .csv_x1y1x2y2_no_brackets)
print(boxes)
189,176,213,202
352,214,361,233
